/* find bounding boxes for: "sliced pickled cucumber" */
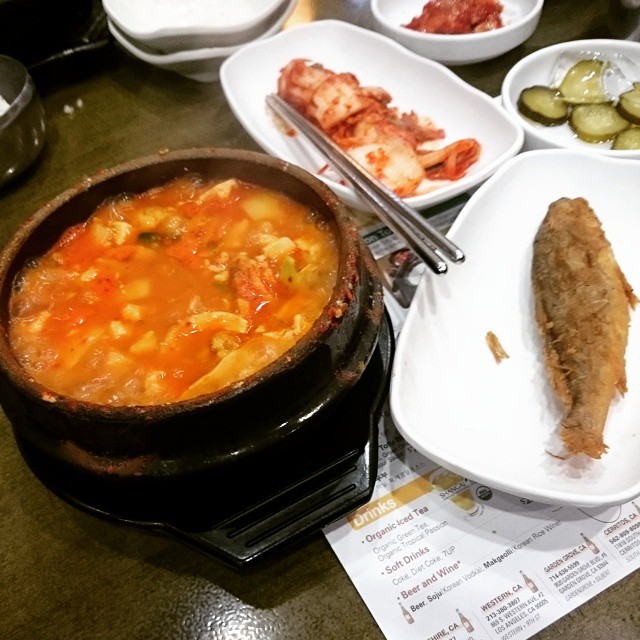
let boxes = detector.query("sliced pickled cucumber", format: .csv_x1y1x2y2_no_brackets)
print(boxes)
517,86,569,125
559,59,609,104
616,82,640,124
569,103,629,142
612,126,640,150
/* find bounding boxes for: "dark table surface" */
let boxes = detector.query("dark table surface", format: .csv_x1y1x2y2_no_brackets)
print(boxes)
1,1,639,638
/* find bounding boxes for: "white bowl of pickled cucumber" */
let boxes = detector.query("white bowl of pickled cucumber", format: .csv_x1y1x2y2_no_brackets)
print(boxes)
502,39,640,156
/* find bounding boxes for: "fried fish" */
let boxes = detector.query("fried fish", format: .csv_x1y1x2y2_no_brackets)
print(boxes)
531,197,637,459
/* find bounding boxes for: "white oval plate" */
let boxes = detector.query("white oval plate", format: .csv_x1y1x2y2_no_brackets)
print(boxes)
220,20,523,211
390,149,640,508
502,38,640,157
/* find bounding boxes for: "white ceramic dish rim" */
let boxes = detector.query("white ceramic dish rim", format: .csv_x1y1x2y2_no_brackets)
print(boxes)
390,149,640,508
371,0,544,43
107,21,222,81
107,0,296,63
501,38,640,156
108,18,238,61
103,0,287,39
219,19,524,211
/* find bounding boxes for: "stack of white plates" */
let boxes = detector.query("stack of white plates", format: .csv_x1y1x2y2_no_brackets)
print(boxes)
103,0,298,82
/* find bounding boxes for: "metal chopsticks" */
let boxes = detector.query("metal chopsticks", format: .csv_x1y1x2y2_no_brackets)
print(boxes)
265,93,465,275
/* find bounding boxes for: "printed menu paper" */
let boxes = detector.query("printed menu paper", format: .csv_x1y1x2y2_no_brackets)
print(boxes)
325,408,640,640
323,220,640,640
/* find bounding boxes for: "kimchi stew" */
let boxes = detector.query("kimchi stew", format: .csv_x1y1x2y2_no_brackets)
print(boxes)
9,175,339,406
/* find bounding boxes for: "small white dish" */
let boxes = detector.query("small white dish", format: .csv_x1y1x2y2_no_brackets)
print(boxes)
371,0,543,66
502,38,640,156
102,0,289,51
220,20,523,211
107,0,296,83
108,19,227,82
390,149,640,508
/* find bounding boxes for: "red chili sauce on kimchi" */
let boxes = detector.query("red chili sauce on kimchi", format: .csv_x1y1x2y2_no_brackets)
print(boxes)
404,0,504,35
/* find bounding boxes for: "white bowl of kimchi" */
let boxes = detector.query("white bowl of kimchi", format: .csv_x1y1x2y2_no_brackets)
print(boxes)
371,0,544,66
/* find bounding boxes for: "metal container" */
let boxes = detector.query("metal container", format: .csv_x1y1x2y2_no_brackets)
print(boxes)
0,55,46,187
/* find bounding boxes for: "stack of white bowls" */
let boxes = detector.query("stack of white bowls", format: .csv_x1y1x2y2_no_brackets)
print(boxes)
102,0,298,82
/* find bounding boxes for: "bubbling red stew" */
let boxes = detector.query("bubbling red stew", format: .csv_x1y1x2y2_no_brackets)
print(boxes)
9,175,339,405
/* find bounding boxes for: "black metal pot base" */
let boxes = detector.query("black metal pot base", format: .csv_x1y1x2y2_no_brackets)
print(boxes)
15,313,393,567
